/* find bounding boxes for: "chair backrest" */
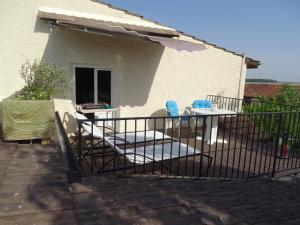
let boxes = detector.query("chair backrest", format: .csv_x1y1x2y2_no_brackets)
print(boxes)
165,100,179,117
192,100,212,109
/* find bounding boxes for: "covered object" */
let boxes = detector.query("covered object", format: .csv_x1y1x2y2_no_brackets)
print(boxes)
1,99,55,141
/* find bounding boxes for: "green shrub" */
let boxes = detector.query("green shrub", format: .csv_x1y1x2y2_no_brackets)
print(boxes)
244,84,300,113
17,60,66,100
243,85,300,149
275,84,300,106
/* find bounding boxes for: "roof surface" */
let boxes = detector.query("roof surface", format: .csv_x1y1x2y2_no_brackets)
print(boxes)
1,141,300,225
245,82,300,97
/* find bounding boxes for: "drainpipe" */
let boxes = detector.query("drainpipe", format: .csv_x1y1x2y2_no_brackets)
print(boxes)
237,54,246,99
48,21,55,63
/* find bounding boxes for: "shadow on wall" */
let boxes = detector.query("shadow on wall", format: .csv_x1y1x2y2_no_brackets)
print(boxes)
34,17,165,133
115,39,164,108
61,111,76,136
51,97,80,136
36,18,165,108
148,108,166,130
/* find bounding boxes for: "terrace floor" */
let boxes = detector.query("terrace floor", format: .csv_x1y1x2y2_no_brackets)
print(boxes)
1,140,300,224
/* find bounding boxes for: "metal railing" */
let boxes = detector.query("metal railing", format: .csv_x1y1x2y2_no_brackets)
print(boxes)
72,111,300,179
207,95,300,113
244,98,300,113
206,95,244,112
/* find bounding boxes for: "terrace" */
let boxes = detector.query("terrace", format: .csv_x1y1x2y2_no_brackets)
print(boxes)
1,95,300,224
68,96,300,180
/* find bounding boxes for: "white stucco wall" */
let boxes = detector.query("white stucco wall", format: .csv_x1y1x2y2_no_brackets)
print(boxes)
0,0,247,132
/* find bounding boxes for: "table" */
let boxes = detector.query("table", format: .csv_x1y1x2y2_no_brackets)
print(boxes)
191,108,236,145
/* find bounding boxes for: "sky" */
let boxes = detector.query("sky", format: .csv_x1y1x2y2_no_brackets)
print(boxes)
103,0,300,82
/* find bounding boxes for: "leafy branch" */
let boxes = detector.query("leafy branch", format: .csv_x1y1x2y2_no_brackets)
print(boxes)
17,60,67,100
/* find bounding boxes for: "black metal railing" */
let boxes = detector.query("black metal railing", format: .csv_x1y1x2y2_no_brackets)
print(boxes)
206,95,244,112
206,95,300,113
243,98,300,113
72,111,300,179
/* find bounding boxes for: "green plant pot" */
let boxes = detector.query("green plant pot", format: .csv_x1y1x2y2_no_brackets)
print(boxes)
1,99,55,141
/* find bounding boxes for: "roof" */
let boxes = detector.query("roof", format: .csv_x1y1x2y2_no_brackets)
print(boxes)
244,82,300,97
94,0,261,68
2,140,300,225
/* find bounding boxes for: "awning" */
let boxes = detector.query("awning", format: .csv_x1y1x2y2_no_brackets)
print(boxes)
146,36,206,52
245,57,261,69
38,7,206,52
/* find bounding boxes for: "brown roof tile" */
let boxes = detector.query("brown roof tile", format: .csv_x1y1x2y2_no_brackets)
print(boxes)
244,83,300,97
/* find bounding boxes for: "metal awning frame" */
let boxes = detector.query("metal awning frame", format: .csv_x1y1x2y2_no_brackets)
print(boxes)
46,19,207,52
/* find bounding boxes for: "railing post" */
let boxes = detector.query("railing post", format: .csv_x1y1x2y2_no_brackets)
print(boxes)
77,119,82,169
91,119,94,173
272,113,283,178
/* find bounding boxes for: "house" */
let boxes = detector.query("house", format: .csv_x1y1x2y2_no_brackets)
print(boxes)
0,0,260,132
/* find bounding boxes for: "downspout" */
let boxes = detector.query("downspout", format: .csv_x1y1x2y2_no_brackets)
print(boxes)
237,54,246,99
48,21,55,63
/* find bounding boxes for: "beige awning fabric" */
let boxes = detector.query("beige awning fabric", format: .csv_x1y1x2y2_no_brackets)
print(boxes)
146,36,206,52
38,7,206,52
38,7,179,36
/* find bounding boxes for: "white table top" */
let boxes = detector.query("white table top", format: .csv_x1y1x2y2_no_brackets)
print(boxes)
191,108,236,115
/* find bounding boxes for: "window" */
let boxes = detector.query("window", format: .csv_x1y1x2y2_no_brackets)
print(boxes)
75,67,113,105
97,70,111,105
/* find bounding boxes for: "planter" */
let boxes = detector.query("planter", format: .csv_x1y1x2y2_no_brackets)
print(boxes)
1,99,55,141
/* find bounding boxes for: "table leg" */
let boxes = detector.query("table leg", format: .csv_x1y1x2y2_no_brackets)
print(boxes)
197,116,228,145
204,116,216,144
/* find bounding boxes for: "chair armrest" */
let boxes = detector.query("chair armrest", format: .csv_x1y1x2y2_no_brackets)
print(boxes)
184,106,193,115
181,108,191,116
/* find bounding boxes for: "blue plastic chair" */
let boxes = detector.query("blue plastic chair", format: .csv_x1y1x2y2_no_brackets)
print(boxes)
165,100,190,135
192,100,212,109
190,100,212,130
166,100,180,117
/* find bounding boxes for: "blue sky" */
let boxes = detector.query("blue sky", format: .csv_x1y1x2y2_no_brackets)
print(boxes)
103,0,300,82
